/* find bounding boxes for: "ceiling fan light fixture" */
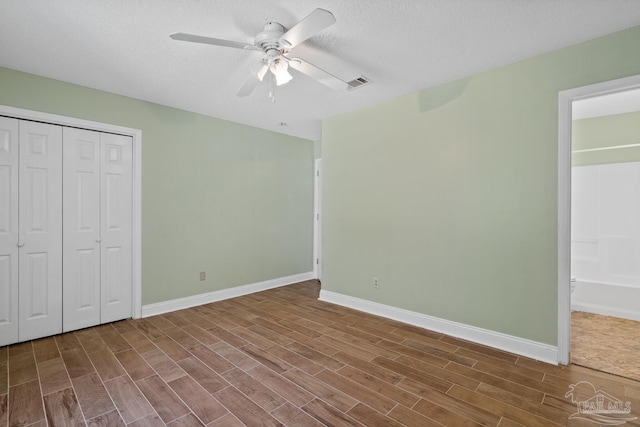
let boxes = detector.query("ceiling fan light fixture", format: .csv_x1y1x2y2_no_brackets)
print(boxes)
271,59,293,86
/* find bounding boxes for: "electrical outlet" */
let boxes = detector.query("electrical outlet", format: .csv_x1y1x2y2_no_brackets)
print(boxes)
200,271,206,281
373,277,380,289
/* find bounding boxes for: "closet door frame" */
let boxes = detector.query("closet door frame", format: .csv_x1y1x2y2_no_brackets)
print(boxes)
0,104,143,320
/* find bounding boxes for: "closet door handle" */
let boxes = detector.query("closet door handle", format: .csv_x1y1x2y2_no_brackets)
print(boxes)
17,242,25,247
96,238,102,243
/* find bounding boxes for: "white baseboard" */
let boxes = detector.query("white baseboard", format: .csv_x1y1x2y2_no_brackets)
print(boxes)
142,272,314,317
319,290,558,365
571,280,640,321
572,301,640,322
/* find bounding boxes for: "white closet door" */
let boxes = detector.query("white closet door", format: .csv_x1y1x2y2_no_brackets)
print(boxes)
101,133,133,323
0,117,19,346
63,128,101,332
18,121,62,341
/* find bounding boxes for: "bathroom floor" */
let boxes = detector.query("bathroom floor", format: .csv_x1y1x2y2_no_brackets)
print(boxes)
571,311,640,382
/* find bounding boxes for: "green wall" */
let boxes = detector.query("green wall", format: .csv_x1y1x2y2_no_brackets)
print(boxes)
572,111,640,166
0,67,314,305
322,25,640,346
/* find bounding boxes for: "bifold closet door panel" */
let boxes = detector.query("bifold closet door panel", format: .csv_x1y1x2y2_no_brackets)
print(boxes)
0,117,19,346
100,133,133,324
18,120,63,342
63,127,101,332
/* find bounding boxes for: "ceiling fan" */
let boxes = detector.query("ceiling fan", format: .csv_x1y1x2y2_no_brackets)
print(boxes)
170,8,354,100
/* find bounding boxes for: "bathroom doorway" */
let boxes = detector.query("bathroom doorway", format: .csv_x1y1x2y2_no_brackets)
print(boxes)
559,78,640,379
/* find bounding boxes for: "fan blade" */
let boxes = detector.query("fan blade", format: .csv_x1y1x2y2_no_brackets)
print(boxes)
287,57,348,91
236,63,269,97
170,33,259,51
279,8,336,49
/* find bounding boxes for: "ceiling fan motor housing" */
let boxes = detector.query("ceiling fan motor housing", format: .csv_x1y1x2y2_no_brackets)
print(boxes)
255,22,287,57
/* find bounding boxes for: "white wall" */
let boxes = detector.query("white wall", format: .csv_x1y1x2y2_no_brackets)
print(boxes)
571,161,640,320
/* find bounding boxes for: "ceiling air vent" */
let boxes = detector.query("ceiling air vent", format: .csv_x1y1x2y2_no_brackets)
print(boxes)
347,76,371,90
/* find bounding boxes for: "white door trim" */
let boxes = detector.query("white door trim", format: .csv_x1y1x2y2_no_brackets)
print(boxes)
557,74,640,365
313,159,322,280
0,104,143,319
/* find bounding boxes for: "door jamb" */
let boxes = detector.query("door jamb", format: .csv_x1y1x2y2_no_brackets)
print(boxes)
313,159,322,280
557,74,640,364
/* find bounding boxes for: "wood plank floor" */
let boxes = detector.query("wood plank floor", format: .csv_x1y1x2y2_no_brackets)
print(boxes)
2,280,640,426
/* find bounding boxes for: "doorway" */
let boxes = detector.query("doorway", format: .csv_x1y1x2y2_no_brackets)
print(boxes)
557,75,640,373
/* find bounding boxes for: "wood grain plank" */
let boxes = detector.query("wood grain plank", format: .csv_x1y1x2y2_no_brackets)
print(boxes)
336,364,420,408
72,372,116,419
372,356,452,393
55,333,81,352
32,337,60,363
132,319,166,340
87,349,126,381
168,375,227,424
187,344,234,374
206,413,245,427
397,377,500,425
0,393,7,427
96,329,131,353
241,344,292,374
141,349,186,382
476,382,570,423
301,398,362,427
447,385,562,427
8,380,44,426
262,344,324,375
394,354,480,389
136,375,190,423
283,368,357,412
206,325,250,348
86,409,126,427
103,375,154,424
176,357,228,394
147,314,179,332
76,328,108,353
0,363,5,396
209,341,261,371
166,413,205,427
387,404,444,427
43,388,84,426
111,320,137,334
121,330,157,354
8,351,37,386
37,357,71,395
213,386,282,427
246,325,294,347
411,398,485,427
271,402,325,427
114,349,155,381
182,325,220,346
221,368,286,412
127,413,165,427
246,364,315,407
333,351,404,385
346,403,405,426
284,341,345,371
61,348,95,379
151,336,191,362
446,362,544,402
315,369,398,414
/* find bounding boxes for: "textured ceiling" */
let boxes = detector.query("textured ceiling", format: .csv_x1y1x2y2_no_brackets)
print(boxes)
1,1,640,140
